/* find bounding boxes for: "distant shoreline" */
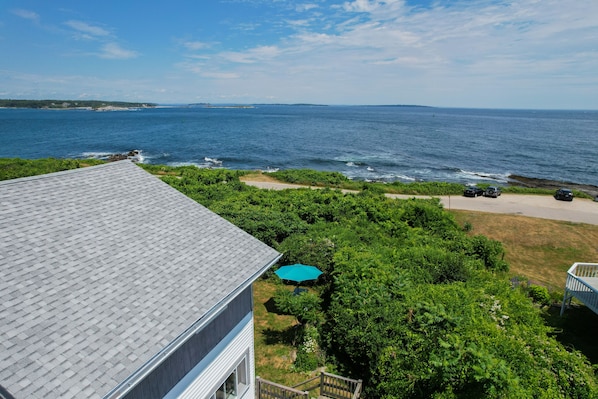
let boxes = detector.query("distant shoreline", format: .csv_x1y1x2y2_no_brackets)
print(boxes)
0,99,156,110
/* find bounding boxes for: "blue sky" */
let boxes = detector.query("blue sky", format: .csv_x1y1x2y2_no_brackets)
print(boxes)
1,0,597,108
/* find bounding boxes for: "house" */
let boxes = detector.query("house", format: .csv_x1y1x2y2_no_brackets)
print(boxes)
0,161,281,399
561,262,598,316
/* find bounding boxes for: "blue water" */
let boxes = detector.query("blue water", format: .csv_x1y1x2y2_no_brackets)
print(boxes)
1,106,597,186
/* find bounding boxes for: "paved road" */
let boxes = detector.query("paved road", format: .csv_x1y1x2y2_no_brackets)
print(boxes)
242,180,598,225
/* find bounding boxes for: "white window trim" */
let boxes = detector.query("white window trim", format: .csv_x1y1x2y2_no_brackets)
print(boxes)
207,351,250,399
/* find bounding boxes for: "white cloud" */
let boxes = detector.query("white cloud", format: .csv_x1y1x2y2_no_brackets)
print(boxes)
342,0,395,13
183,41,210,51
286,19,310,27
181,0,597,107
296,3,319,12
11,9,40,22
64,20,110,39
99,43,139,59
201,71,240,79
221,45,281,64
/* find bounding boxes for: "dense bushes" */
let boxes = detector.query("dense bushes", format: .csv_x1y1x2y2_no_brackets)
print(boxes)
0,157,104,180
269,168,350,187
156,165,597,398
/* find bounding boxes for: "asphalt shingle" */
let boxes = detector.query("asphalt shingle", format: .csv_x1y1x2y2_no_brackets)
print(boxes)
0,161,280,398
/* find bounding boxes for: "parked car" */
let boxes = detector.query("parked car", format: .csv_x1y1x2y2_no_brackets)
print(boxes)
554,188,573,201
463,185,484,197
484,186,501,198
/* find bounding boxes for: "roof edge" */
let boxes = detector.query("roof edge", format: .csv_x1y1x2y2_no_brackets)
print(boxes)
104,252,282,399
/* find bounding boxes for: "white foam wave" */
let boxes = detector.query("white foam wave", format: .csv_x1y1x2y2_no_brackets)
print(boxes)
81,151,113,158
394,174,417,181
167,161,208,168
343,168,418,183
130,150,144,163
262,167,280,173
204,157,223,166
458,169,509,183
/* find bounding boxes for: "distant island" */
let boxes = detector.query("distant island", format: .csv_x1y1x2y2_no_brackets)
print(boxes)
0,99,157,110
188,103,255,109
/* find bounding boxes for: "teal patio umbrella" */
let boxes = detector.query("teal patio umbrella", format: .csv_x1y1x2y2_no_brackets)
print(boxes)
274,263,323,284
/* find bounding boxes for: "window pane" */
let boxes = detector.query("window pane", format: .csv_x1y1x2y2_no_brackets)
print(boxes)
225,370,237,397
216,383,225,399
238,357,247,386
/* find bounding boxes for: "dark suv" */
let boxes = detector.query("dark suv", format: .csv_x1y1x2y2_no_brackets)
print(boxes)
554,188,573,201
484,186,501,198
463,186,484,197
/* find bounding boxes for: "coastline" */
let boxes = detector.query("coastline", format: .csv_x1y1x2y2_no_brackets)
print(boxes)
508,174,598,198
101,150,598,198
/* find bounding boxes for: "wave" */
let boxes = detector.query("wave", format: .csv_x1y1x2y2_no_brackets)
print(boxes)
80,151,114,159
457,169,510,183
167,161,209,168
262,167,280,173
76,149,508,186
204,157,223,166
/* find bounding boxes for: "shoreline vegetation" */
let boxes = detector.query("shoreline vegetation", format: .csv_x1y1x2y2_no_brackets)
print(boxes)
259,168,598,199
0,99,156,111
2,153,597,198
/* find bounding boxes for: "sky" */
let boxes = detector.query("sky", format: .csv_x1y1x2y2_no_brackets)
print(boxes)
1,0,597,109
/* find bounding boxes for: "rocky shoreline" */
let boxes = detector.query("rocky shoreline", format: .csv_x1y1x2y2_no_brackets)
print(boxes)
105,150,143,162
99,150,598,198
508,174,598,198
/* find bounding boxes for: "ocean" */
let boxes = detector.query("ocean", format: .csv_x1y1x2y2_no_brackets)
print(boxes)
1,105,597,186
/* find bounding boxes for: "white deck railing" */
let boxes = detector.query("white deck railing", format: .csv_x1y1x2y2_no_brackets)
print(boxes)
560,263,598,316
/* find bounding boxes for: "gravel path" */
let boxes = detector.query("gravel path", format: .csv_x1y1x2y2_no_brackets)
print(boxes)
242,181,598,225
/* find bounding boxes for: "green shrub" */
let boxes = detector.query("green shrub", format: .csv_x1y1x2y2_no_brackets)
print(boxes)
527,285,552,307
269,169,349,186
277,235,336,278
468,235,509,272
273,287,323,325
293,325,322,372
463,222,473,232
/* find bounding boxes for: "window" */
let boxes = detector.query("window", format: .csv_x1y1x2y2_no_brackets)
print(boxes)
208,355,248,399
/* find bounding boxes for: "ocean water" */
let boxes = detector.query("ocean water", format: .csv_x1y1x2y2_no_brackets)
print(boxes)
1,105,597,186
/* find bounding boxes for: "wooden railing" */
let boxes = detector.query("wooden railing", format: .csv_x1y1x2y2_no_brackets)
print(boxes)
318,372,362,399
561,263,598,316
255,377,308,399
256,372,362,399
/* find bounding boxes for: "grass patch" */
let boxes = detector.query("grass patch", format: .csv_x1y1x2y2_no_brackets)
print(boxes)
253,278,319,386
450,210,598,291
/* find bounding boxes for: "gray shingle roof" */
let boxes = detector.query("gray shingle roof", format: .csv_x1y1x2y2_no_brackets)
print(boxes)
0,161,281,398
